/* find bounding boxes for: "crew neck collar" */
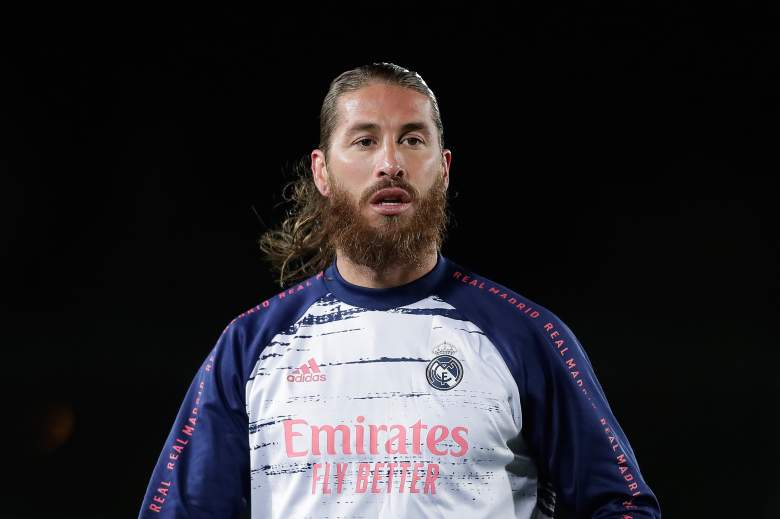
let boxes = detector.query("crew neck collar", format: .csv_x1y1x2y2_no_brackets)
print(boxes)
323,253,450,310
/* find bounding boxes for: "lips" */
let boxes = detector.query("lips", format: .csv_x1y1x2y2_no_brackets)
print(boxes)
367,187,413,216
369,187,412,205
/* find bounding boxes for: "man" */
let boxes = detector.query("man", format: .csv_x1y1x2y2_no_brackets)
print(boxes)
139,62,661,518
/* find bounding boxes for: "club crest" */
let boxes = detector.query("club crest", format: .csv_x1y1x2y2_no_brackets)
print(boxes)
426,342,463,391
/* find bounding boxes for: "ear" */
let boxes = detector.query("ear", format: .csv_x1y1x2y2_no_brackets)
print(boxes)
441,148,452,190
311,149,331,197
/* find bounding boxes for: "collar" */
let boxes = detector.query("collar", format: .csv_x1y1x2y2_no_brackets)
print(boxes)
323,252,450,310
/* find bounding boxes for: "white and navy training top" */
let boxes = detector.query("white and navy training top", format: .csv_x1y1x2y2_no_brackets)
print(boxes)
139,253,661,518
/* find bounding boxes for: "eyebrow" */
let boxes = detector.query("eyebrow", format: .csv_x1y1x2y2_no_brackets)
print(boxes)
344,121,432,137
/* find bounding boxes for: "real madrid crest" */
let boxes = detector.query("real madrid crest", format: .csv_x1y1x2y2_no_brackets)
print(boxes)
426,342,463,391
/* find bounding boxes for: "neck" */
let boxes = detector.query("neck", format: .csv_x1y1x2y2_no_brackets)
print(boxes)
335,250,439,289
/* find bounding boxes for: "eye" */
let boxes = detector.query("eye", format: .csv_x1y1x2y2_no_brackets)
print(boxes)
353,136,424,148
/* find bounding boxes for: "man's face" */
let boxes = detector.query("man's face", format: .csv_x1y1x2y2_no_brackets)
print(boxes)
312,82,452,270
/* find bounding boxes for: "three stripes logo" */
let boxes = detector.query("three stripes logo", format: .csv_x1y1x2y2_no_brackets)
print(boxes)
287,358,327,383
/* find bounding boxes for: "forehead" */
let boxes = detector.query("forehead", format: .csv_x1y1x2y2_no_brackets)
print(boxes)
335,83,434,132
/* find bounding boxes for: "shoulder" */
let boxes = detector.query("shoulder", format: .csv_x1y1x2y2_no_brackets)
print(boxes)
436,257,585,369
210,270,331,379
222,270,330,337
436,256,590,395
436,257,568,339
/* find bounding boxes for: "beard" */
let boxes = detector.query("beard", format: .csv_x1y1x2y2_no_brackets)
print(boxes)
321,169,449,273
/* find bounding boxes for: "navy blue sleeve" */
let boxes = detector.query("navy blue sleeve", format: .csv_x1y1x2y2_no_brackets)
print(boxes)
437,262,661,518
521,312,661,518
138,322,250,518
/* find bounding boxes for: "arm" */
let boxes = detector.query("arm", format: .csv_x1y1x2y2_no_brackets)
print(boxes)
138,324,249,518
521,314,661,518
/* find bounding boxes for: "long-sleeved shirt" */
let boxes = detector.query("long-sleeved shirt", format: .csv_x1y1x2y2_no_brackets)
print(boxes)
139,252,661,518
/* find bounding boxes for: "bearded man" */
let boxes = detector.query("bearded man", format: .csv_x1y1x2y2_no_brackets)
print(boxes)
139,63,661,519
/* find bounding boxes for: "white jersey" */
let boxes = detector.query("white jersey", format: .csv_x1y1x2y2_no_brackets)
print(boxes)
139,254,660,518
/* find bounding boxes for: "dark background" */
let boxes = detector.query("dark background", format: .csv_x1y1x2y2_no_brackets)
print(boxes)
3,4,778,518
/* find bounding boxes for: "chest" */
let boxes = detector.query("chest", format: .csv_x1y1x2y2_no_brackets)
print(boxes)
246,300,522,460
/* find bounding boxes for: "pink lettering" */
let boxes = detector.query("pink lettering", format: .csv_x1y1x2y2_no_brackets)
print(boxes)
355,463,370,493
371,463,385,493
311,463,321,494
321,462,332,494
410,462,424,493
423,463,439,494
398,462,410,492
369,424,388,454
385,425,407,454
284,417,469,459
336,463,348,494
283,419,308,457
450,426,469,456
426,425,449,455
311,424,351,455
386,462,396,492
410,420,428,455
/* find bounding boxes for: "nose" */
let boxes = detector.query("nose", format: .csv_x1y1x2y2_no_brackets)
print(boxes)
375,142,405,179
378,161,404,179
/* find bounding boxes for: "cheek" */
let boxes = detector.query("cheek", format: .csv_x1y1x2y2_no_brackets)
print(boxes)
337,152,369,170
422,157,445,182
342,170,376,201
333,158,367,182
425,153,445,170
413,155,443,178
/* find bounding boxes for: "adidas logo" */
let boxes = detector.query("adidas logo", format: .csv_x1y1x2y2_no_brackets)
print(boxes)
287,358,327,383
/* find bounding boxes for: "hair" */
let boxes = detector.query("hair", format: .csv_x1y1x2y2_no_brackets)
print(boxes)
258,62,446,287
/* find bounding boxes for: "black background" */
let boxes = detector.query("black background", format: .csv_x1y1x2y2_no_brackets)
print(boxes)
3,3,778,518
